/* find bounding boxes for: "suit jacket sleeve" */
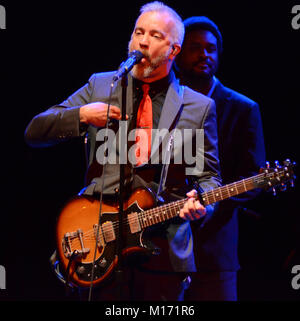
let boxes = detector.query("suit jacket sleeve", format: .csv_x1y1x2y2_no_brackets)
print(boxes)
222,101,265,206
193,98,222,217
24,74,97,147
234,101,266,202
196,99,221,190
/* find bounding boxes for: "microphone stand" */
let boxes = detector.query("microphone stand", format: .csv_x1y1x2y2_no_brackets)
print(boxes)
115,73,128,300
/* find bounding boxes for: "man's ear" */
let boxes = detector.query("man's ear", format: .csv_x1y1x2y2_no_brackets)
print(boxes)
171,44,181,57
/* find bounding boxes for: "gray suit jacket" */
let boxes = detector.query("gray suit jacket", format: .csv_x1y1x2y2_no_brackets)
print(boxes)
25,71,221,271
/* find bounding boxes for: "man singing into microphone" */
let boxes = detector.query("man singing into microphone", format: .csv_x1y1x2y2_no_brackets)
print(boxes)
25,2,221,300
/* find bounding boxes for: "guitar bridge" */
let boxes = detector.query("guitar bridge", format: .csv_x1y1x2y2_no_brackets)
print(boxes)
62,229,90,259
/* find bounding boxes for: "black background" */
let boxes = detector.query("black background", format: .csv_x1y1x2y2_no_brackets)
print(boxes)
0,0,299,301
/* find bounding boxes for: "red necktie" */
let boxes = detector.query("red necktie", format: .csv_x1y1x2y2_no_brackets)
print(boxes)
135,84,152,166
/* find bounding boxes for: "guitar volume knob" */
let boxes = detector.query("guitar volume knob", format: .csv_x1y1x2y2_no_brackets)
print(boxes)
76,265,86,275
99,257,107,268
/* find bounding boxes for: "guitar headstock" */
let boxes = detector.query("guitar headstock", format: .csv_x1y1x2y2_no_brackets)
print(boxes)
255,159,296,195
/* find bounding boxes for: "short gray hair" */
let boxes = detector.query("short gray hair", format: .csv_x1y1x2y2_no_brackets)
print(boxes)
139,1,185,46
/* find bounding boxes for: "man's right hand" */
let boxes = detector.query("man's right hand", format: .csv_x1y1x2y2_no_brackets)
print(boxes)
79,102,128,127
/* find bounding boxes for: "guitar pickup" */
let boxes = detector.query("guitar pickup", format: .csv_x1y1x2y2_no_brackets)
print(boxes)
62,229,90,259
93,224,105,248
94,221,116,244
127,212,141,234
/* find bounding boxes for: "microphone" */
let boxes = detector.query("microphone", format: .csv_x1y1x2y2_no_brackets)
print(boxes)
113,50,144,81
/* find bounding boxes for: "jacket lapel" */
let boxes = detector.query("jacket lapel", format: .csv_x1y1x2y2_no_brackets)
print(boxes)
151,78,184,163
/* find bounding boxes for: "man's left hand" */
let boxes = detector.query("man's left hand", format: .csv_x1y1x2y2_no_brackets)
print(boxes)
179,189,206,221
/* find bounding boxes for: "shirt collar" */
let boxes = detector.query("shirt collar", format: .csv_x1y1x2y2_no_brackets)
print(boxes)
207,76,219,97
133,71,174,97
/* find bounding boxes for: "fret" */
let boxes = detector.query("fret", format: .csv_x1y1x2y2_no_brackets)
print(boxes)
165,205,170,220
242,179,247,192
141,212,148,228
213,191,218,202
245,178,255,191
145,212,150,227
175,201,182,217
233,182,239,195
226,184,232,198
206,192,214,205
171,204,177,218
162,204,170,221
224,187,230,198
209,192,215,204
170,201,179,218
201,191,208,206
236,184,243,194
162,208,167,221
211,190,217,203
170,204,176,218
149,208,155,224
175,203,181,217
144,211,149,227
152,208,157,223
151,208,159,224
216,187,223,201
138,212,145,229
223,185,230,199
148,208,154,225
229,185,236,196
215,187,223,201
168,203,173,218
147,210,152,226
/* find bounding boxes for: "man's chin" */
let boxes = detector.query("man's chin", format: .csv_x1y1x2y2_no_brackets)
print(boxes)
192,69,212,80
131,64,155,80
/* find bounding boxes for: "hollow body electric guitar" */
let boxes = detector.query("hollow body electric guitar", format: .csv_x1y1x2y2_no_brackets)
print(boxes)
56,160,295,287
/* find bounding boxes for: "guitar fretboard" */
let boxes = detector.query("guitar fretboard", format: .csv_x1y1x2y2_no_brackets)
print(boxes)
137,175,259,229
201,177,256,206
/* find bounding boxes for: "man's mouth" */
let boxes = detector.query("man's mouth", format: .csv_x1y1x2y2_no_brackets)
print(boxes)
139,52,150,64
196,61,210,68
140,57,148,64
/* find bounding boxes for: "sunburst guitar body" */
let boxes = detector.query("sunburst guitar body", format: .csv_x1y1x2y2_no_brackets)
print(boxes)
55,159,295,287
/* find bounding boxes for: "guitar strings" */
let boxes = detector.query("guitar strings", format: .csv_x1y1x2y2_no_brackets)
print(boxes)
68,171,282,247
67,198,186,243
67,198,187,250
67,170,285,249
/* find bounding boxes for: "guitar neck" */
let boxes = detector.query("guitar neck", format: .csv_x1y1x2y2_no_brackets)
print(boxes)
138,175,260,229
201,176,257,206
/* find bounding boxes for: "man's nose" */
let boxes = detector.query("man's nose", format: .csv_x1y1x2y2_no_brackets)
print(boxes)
139,34,150,48
199,48,208,58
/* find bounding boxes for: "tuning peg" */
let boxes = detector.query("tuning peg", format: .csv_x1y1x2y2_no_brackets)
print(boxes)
265,161,270,174
280,183,287,192
275,160,282,171
290,179,295,188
